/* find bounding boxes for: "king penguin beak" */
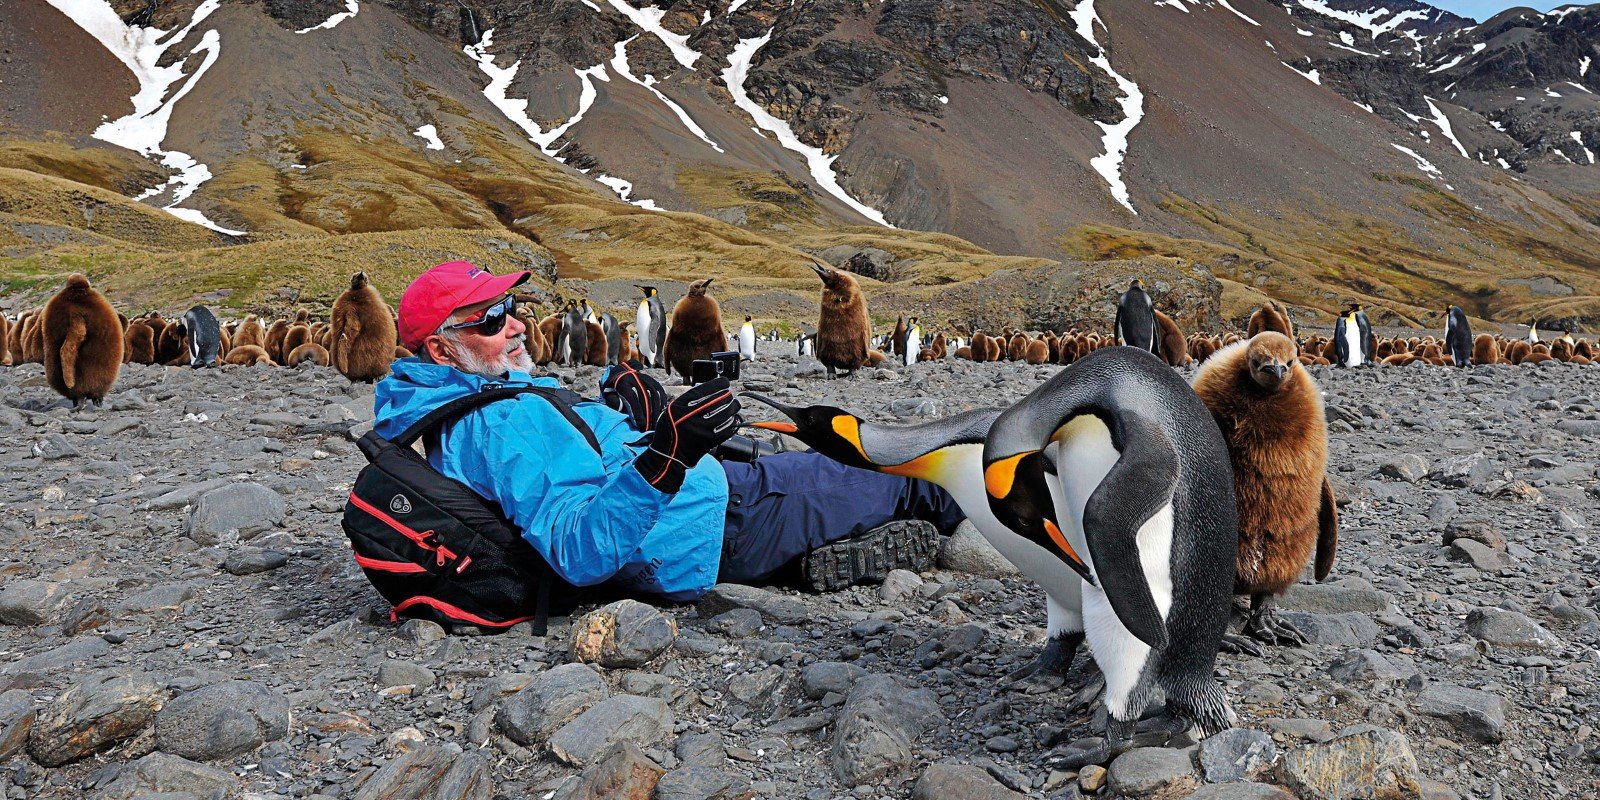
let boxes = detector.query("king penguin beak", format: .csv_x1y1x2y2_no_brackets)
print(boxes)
747,421,799,434
739,393,803,434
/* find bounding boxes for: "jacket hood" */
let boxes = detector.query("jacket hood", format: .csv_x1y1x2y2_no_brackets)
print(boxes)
373,358,559,441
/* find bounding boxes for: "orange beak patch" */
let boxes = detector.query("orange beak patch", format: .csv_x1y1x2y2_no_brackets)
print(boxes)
749,421,798,434
1044,519,1090,573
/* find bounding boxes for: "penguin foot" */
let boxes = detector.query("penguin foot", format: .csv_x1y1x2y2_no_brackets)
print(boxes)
1219,632,1266,657
1005,632,1083,689
1246,607,1309,647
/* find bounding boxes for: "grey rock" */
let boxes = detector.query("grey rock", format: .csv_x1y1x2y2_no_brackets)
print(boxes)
140,478,233,511
552,741,667,800
569,599,677,669
497,663,610,746
1466,607,1564,652
1198,728,1278,783
1275,612,1380,646
676,732,727,767
1276,725,1421,800
727,665,785,706
0,636,111,678
185,482,285,545
1377,454,1428,482
0,689,35,761
96,752,236,800
879,569,923,603
1107,747,1200,798
654,765,753,800
1430,452,1494,488
397,618,447,646
937,521,1019,578
353,745,492,800
1184,785,1295,799
1326,650,1419,688
1416,684,1507,743
221,547,289,575
708,608,764,638
1278,583,1391,614
1450,539,1514,571
377,659,437,689
1426,495,1458,524
695,584,811,625
1443,519,1506,550
154,680,291,761
116,583,196,616
548,694,674,766
33,432,78,459
1555,419,1600,437
801,661,867,700
28,673,163,766
0,580,74,626
910,764,1024,799
830,675,946,785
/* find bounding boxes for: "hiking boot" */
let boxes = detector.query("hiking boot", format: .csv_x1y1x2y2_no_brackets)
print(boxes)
801,519,939,593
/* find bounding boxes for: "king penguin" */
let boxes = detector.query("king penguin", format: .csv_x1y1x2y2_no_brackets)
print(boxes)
560,302,588,366
749,346,1238,742
181,305,223,368
904,317,922,366
1332,303,1370,368
980,346,1239,741
1526,319,1540,343
739,315,757,361
1114,279,1159,354
635,286,666,368
1443,305,1473,367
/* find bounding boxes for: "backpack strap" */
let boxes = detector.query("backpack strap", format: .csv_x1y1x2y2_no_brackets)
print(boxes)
392,385,602,455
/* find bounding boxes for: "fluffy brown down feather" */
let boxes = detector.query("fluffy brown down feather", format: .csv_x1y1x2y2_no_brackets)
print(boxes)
663,279,728,377
42,274,123,403
812,268,871,373
1191,332,1336,596
329,272,397,382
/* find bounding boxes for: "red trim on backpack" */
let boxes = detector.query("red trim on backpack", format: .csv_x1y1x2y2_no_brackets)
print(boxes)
353,554,428,574
389,595,534,628
348,491,459,564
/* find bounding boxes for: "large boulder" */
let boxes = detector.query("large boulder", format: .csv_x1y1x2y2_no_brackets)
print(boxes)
548,695,674,767
154,680,291,761
28,673,163,767
186,483,286,545
830,675,946,786
1276,725,1422,800
569,599,677,668
496,663,610,746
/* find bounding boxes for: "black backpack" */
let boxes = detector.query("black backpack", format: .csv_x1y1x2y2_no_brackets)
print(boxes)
342,385,600,635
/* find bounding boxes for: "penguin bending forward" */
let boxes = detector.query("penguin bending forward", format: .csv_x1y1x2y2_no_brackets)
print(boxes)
980,347,1239,740
1114,279,1159,354
749,347,1238,742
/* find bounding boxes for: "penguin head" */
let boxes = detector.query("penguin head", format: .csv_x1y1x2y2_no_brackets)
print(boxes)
744,315,753,323
351,272,368,291
688,278,713,297
1130,278,1143,289
982,443,1096,587
741,394,878,471
1245,332,1299,392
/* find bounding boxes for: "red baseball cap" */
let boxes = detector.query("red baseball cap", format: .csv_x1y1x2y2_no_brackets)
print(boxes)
397,260,531,351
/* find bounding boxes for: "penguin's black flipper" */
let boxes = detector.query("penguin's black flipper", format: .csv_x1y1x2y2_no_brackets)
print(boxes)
1315,475,1338,582
1081,409,1177,651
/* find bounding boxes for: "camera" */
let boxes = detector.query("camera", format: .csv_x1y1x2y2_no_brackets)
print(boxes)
690,351,741,385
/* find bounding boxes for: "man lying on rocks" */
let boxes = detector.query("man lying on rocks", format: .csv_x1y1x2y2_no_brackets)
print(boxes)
372,260,963,607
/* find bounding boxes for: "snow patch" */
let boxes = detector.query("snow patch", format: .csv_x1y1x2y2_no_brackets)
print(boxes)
1392,143,1449,187
1216,0,1259,26
1070,0,1145,215
1294,0,1427,39
1571,131,1595,163
1582,56,1592,76
610,37,723,153
1154,0,1190,11
1354,101,1375,113
721,30,893,226
728,0,754,14
1296,26,1314,36
938,95,949,104
1283,62,1321,85
1429,42,1484,74
45,0,243,235
296,0,359,33
1423,97,1468,159
594,175,660,209
604,0,700,69
414,124,445,151
1567,81,1593,93
464,30,604,155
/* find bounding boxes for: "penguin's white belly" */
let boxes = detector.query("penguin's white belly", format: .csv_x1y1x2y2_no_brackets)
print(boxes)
636,306,655,360
1050,415,1176,720
739,326,756,359
1342,323,1362,366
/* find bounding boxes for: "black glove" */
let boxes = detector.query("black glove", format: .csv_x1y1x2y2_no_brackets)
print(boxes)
634,378,740,493
600,359,666,432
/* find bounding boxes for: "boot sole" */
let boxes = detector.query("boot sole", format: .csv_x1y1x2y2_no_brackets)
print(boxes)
802,519,939,593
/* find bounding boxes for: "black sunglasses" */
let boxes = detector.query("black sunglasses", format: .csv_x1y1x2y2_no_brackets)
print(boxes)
440,295,515,337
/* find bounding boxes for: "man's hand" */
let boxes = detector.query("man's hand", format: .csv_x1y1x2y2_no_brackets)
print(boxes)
633,378,740,492
601,359,666,432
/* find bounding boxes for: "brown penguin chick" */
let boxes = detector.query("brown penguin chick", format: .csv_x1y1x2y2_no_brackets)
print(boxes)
1573,339,1593,360
1058,335,1081,365
930,332,948,360
287,342,330,366
891,315,908,359
663,278,728,378
1006,333,1027,361
1191,332,1337,654
329,271,398,382
1154,310,1189,366
155,320,187,365
264,319,291,363
1022,337,1050,364
513,303,547,365
224,345,276,367
1246,301,1294,340
394,345,413,360
233,313,265,348
0,314,10,366
537,314,563,365
969,332,989,362
584,320,608,366
809,265,871,378
42,274,124,406
1551,340,1575,362
953,345,974,360
282,323,311,360
5,311,28,364
123,321,156,365
23,310,48,363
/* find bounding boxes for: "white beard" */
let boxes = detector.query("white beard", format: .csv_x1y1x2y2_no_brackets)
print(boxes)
455,334,533,377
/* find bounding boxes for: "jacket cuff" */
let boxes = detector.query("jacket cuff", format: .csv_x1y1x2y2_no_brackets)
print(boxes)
633,448,686,493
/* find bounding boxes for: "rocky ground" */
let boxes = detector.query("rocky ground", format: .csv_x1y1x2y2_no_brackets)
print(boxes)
0,342,1597,800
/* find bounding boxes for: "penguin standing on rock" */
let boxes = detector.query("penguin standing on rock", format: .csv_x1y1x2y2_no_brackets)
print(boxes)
1191,333,1338,654
1332,303,1371,367
559,302,587,366
42,274,123,407
980,347,1239,742
601,312,622,366
1114,279,1159,354
329,271,398,382
635,286,666,368
1443,305,1473,367
663,278,727,379
738,315,756,361
904,318,921,366
811,261,877,378
181,305,223,368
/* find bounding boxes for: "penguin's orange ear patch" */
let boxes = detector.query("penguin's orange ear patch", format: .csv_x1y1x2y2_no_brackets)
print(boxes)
748,421,798,434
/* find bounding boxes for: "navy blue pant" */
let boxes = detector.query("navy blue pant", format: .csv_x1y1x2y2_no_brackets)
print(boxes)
718,452,965,584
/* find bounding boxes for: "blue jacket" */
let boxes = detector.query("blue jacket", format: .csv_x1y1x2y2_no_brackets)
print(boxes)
373,359,729,601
